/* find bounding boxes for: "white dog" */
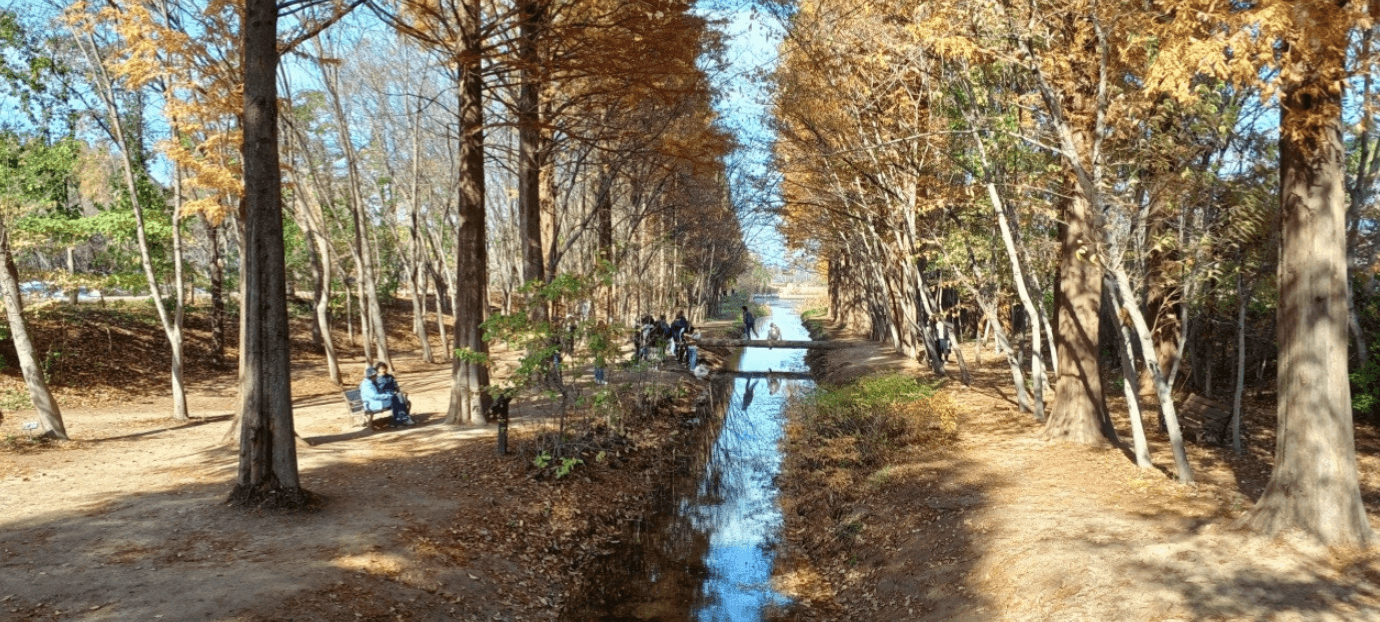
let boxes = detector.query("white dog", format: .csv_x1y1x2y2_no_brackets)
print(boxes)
767,323,782,341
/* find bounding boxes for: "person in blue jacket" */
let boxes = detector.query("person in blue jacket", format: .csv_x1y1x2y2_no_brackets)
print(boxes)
374,362,399,392
361,365,413,427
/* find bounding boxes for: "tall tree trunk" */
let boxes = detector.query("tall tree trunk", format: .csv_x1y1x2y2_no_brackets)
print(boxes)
230,0,305,505
425,230,453,357
165,167,188,421
982,176,1047,420
445,0,492,425
1346,28,1376,367
0,218,65,439
282,107,341,384
288,188,341,385
540,115,559,280
79,29,189,421
319,51,389,368
351,247,374,362
1108,267,1192,482
893,198,928,363
1044,189,1111,444
955,240,1028,411
1139,137,1184,397
967,125,1048,415
1231,270,1252,454
1107,280,1153,469
1245,30,1371,545
595,164,615,319
313,235,340,384
407,104,433,364
433,271,450,356
517,0,547,292
205,215,226,359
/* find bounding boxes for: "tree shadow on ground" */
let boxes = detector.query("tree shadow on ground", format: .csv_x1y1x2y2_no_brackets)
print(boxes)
87,414,233,444
0,419,605,622
859,451,1000,621
1067,523,1380,621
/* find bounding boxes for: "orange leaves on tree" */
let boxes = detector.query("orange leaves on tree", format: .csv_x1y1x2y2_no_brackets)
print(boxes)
66,0,243,224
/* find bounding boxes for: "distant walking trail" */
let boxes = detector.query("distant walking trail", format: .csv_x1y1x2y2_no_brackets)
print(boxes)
780,337,1380,622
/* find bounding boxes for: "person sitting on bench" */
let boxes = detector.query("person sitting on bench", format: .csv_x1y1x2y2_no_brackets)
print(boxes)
374,362,401,394
361,365,413,427
374,362,411,412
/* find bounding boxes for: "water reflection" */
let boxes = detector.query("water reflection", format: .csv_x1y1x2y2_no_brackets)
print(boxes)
690,301,811,621
564,300,814,621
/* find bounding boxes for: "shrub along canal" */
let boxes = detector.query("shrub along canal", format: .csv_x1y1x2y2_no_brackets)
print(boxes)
566,298,815,620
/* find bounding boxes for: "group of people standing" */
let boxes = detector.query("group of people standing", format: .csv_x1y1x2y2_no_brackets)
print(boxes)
633,311,697,367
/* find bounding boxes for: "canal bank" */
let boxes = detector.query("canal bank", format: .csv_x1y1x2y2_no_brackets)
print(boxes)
565,298,816,621
768,311,953,621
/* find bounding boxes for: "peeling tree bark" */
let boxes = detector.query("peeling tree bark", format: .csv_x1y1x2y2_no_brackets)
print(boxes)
230,0,305,506
1245,29,1371,545
1044,190,1111,444
445,0,492,425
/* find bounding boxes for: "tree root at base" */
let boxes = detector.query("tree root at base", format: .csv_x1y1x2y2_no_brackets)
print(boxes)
227,483,324,511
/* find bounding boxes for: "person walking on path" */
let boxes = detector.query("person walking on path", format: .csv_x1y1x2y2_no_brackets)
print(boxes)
933,317,952,362
742,306,757,339
636,315,656,361
655,314,671,357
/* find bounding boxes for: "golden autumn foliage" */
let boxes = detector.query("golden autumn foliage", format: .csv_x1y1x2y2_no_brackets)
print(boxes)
774,0,953,259
776,0,1380,543
776,0,1379,270
66,0,243,222
1145,0,1374,154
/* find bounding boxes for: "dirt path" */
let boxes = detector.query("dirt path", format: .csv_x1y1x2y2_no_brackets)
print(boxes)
0,356,501,621
0,334,722,622
777,332,1380,621
8,307,1380,621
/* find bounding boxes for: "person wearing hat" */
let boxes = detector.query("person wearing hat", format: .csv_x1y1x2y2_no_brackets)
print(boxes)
361,365,413,427
374,362,411,414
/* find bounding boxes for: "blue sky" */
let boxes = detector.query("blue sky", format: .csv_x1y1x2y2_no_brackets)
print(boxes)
693,1,793,270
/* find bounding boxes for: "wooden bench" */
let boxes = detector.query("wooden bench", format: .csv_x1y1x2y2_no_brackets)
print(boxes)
1178,393,1232,446
343,389,388,429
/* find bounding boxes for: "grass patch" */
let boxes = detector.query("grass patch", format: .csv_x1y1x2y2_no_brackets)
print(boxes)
0,387,30,411
714,291,769,321
800,307,827,340
795,372,956,467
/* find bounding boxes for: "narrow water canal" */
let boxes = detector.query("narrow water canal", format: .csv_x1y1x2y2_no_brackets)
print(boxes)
566,298,815,621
